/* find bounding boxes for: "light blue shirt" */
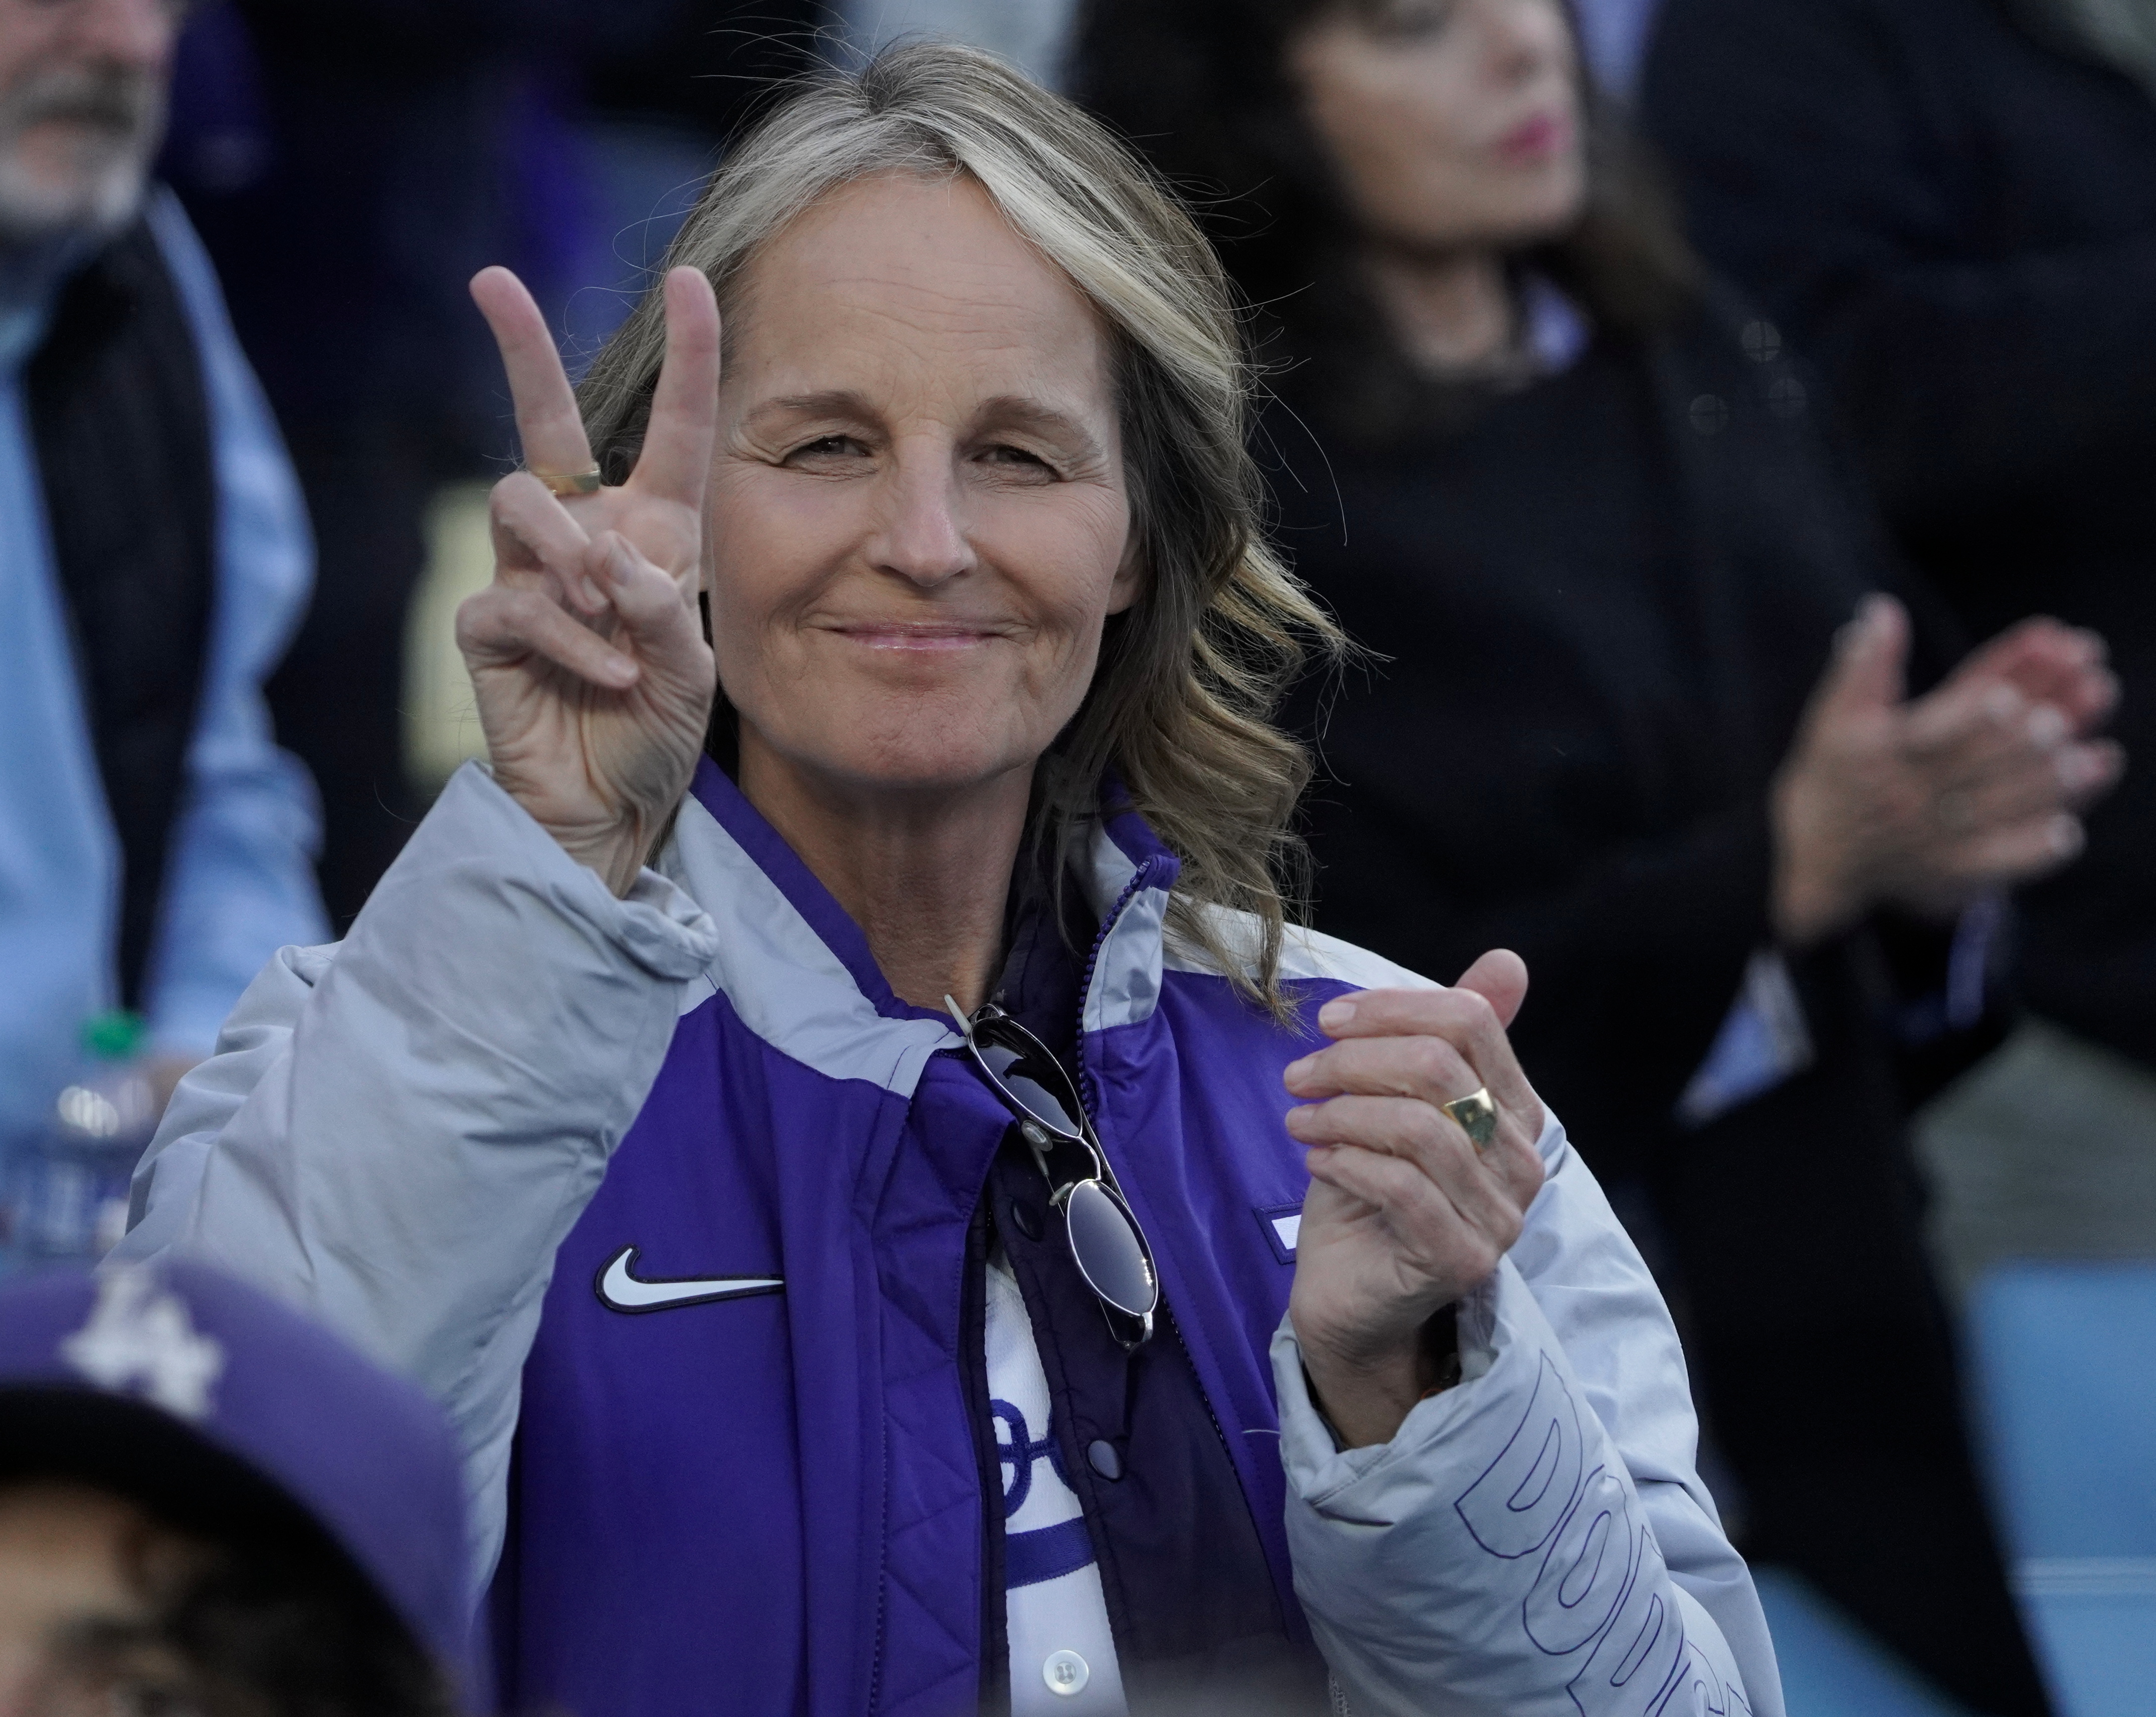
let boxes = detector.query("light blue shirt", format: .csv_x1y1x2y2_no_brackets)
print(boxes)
0,190,326,1149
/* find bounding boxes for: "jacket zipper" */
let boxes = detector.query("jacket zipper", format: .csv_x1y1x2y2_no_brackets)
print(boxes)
1162,1297,1237,1471
1072,857,1244,1516
1076,858,1274,1637
1072,855,1154,1124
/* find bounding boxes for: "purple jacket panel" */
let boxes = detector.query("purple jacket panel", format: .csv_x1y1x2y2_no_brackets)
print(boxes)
865,1056,1014,1717
497,994,849,1712
1091,970,1353,1640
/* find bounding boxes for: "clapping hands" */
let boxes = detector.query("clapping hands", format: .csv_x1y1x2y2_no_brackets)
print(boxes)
1772,595,2123,944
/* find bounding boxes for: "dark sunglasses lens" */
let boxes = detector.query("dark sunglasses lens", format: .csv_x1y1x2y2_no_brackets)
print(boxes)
1064,1179,1159,1317
977,1040,1081,1137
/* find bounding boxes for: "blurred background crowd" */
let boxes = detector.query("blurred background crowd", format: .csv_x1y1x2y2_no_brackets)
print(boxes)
2,0,2154,1713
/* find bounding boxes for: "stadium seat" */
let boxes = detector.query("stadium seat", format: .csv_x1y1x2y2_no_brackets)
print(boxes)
1966,1263,2156,1717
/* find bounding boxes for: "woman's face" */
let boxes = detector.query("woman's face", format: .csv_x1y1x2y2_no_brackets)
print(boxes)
706,172,1141,804
1289,0,1586,254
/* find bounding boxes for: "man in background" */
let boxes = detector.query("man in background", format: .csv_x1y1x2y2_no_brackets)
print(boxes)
0,1262,466,1716
1642,0,2156,1288
0,0,325,1150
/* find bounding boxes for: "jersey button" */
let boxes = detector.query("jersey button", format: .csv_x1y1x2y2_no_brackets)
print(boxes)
1086,1438,1123,1480
1042,1650,1090,1696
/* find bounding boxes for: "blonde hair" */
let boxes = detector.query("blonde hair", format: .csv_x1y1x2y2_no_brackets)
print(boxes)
579,40,1341,1014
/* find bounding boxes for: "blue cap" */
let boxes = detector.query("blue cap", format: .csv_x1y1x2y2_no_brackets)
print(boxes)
0,1262,469,1677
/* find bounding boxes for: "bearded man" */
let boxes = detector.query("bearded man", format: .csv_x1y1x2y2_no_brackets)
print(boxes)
0,0,325,1161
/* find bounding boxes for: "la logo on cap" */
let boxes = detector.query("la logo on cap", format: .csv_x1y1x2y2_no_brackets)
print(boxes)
60,1267,225,1422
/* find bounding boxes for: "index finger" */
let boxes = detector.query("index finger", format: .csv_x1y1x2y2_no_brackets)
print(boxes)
625,267,722,507
1314,987,1541,1125
471,266,593,481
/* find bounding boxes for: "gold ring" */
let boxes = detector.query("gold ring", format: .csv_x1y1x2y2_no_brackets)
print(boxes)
1442,1086,1498,1150
533,468,603,497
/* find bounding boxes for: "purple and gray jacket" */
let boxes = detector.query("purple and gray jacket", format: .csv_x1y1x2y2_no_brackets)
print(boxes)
120,761,1782,1717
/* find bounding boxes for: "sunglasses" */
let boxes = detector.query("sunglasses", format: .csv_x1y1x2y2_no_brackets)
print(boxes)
946,998,1160,1350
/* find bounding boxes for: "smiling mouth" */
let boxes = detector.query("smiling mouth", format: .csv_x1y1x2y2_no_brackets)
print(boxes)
824,623,1008,651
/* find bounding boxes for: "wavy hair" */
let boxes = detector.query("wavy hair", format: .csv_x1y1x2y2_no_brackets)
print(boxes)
578,40,1341,1014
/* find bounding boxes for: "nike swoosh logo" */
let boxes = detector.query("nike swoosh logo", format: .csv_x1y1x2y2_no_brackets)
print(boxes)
593,1246,784,1314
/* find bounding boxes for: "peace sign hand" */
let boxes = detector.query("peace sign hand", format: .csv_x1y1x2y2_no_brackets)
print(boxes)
455,266,722,896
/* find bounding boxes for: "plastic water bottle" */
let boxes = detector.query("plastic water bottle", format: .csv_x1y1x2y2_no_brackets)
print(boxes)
2,1012,160,1268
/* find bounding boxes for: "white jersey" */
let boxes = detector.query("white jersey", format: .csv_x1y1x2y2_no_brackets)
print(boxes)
987,1247,1130,1713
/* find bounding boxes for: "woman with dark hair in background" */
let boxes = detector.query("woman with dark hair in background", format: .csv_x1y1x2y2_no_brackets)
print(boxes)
1071,2,2119,1710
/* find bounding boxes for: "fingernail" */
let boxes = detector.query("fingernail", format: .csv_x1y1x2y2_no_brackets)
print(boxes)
1981,684,2020,720
2027,705,2068,746
2051,815,2084,857
1318,999,1355,1032
578,575,604,609
1284,1055,1314,1086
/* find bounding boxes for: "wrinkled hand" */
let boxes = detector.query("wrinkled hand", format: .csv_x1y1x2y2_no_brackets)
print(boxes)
456,266,721,895
1285,952,1547,1448
1772,596,2124,944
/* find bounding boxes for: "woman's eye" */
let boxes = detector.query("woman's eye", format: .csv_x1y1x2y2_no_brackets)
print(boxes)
982,445,1056,477
786,435,862,462
1370,0,1459,39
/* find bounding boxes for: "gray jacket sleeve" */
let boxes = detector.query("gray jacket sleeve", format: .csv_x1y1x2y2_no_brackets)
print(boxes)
1271,1111,1782,1717
115,763,719,1581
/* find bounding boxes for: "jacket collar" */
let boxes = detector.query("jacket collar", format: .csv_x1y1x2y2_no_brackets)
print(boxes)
657,759,1186,1090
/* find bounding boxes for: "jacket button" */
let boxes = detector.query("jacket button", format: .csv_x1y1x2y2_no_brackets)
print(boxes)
1086,1439,1123,1481
1043,1649,1089,1695
1009,1201,1043,1241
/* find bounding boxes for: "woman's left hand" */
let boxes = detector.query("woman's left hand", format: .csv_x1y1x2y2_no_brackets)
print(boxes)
1284,951,1547,1448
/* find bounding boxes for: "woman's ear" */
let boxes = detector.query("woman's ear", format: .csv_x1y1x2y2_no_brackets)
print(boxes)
1107,527,1148,615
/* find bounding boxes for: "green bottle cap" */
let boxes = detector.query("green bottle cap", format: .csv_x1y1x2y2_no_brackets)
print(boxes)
80,1010,146,1062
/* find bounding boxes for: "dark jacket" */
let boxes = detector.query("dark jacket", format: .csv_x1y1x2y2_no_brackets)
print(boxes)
1276,301,2050,1714
1641,0,2156,1071
26,216,215,1007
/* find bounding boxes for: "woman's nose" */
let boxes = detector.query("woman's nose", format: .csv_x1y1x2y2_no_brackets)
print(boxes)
869,449,974,588
1480,0,1572,82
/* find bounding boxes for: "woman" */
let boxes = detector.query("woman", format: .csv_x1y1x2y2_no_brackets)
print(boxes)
123,45,1771,1717
1071,3,2119,1712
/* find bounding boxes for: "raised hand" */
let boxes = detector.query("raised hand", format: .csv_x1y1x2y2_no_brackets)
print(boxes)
1285,952,1548,1448
456,266,722,895
1771,595,2124,943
